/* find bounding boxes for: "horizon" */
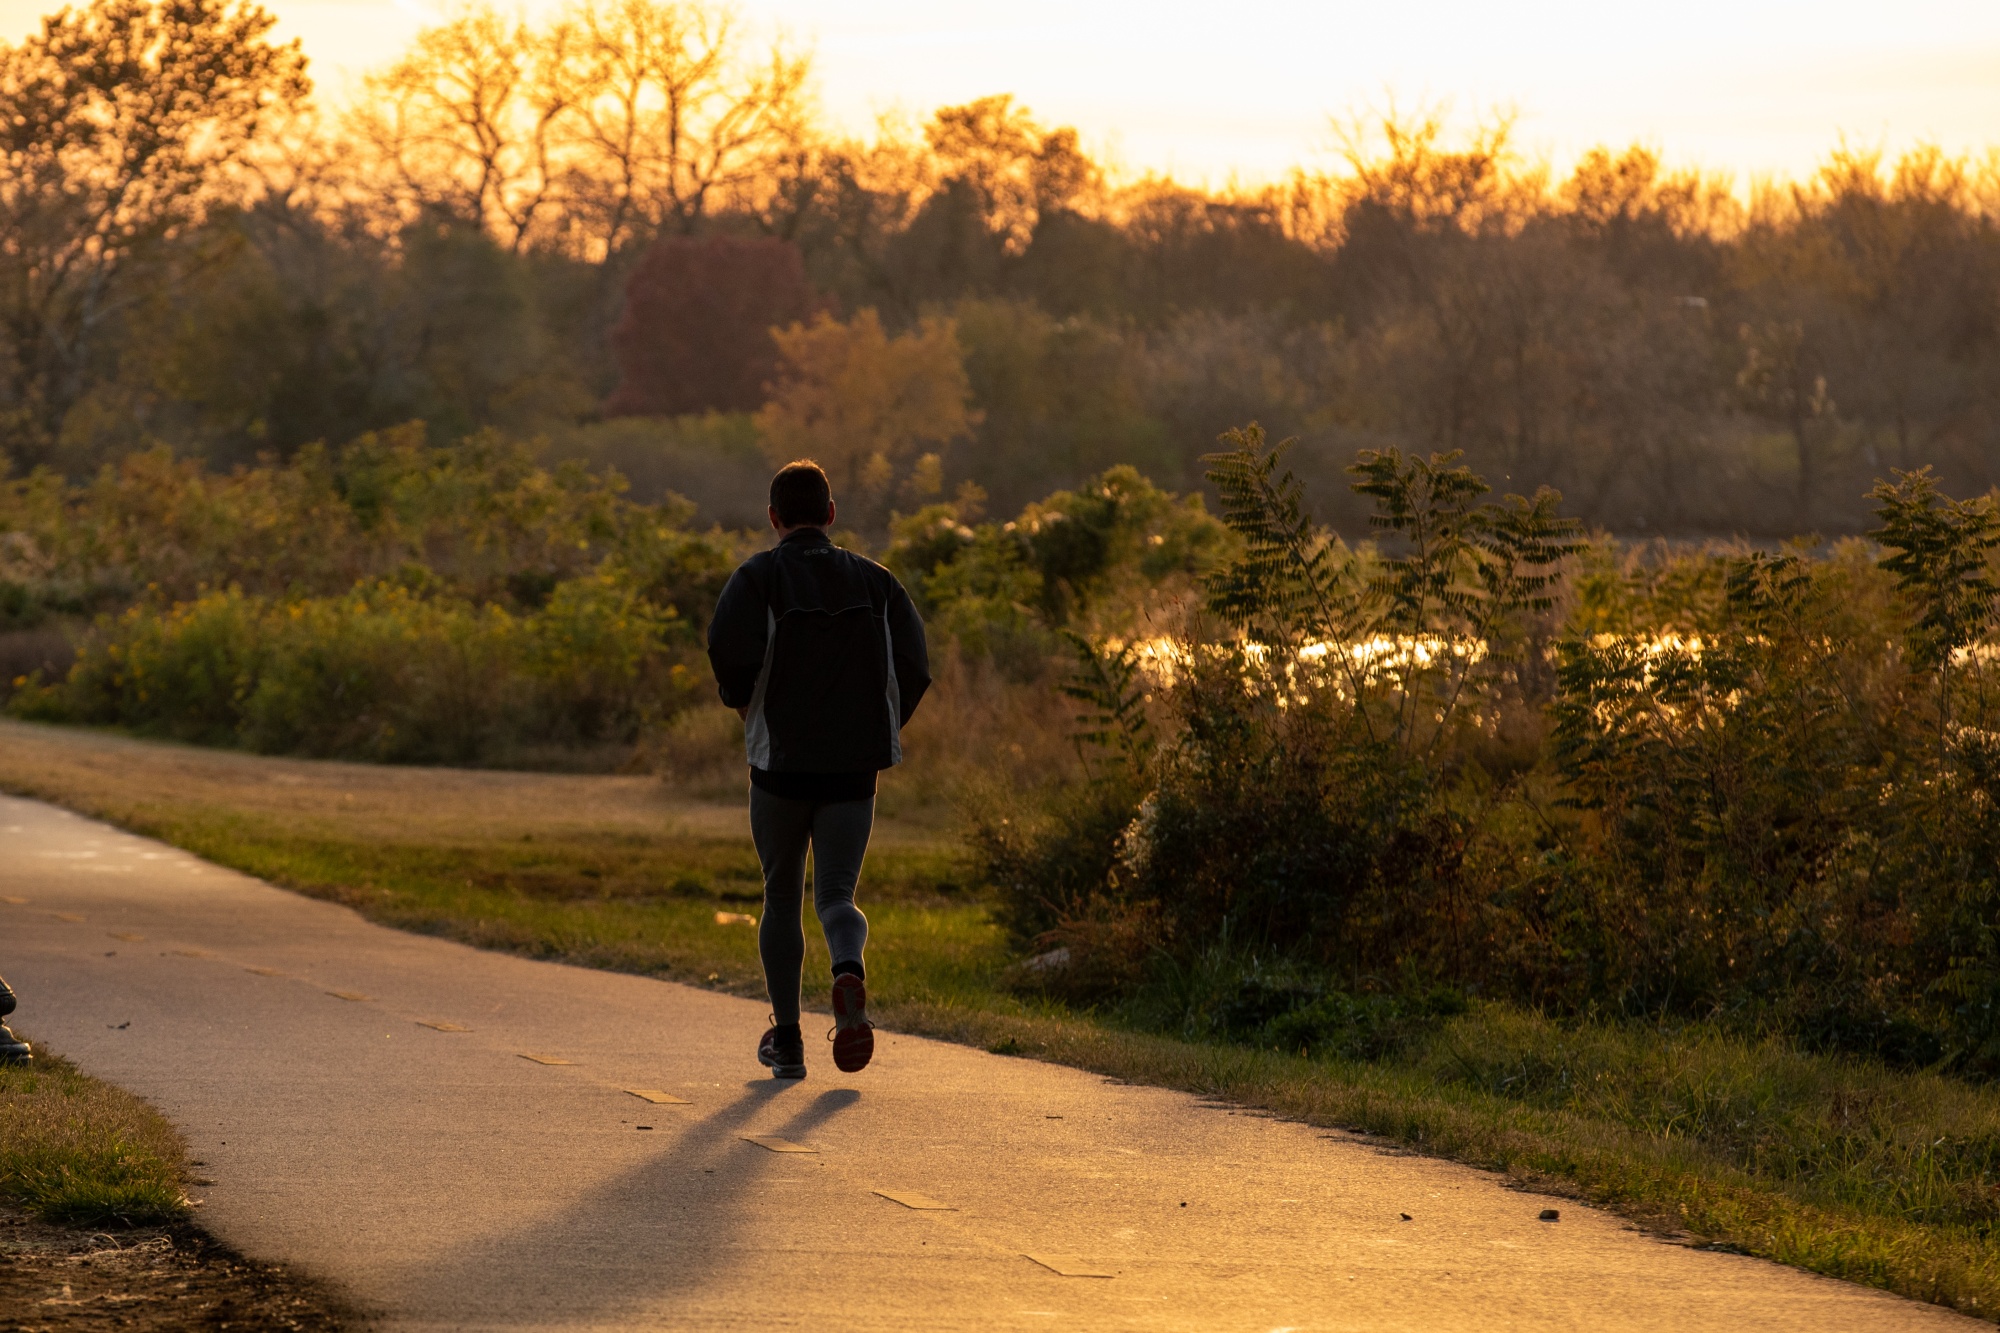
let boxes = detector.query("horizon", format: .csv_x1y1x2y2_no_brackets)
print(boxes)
2,0,1996,190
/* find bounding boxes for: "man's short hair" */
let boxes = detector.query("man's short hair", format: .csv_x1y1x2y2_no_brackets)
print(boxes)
770,460,833,527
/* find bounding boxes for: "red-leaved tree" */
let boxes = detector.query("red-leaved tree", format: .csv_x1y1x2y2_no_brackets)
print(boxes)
605,234,816,416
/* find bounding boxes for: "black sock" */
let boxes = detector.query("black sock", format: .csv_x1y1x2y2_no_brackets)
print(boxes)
832,959,865,981
773,1021,801,1037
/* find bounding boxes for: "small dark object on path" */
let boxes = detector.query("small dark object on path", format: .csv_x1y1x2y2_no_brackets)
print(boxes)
1400,1213,1413,1221
0,973,31,1065
1540,1209,1561,1222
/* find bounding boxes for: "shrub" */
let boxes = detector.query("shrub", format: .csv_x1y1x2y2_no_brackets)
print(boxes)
1058,427,1578,975
235,588,526,761
986,438,2000,1077
18,587,269,747
1549,471,2000,1065
0,425,740,624
884,463,1234,675
15,573,692,765
969,771,1146,949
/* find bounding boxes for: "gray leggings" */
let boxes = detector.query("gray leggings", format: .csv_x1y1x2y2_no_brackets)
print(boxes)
749,788,873,1025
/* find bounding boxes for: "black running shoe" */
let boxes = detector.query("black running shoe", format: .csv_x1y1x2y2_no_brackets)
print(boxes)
0,978,28,1066
757,1021,805,1079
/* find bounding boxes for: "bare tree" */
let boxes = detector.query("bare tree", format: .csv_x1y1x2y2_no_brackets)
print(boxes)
348,1,809,262
349,8,578,251
555,0,812,260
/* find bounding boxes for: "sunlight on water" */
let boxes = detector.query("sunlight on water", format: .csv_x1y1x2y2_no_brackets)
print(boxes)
1110,630,1742,724
1115,634,1488,697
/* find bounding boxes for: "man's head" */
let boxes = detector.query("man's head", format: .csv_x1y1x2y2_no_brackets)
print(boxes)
769,459,834,532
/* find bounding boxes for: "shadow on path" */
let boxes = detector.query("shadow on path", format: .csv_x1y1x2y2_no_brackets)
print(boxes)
390,1080,866,1324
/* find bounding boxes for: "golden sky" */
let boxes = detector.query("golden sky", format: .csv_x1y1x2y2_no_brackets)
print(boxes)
6,0,1998,187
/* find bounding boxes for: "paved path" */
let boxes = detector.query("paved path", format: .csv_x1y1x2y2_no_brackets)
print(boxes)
0,793,1978,1332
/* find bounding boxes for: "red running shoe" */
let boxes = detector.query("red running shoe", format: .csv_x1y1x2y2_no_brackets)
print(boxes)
828,974,874,1072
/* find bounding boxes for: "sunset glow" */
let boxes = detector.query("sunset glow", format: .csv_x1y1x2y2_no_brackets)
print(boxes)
3,0,1995,186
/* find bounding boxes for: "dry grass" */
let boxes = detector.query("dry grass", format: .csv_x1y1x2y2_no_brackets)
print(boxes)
0,716,941,847
640,647,1085,820
885,647,1086,817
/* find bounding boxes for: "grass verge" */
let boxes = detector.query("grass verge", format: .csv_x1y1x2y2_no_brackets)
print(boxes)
0,1038,352,1328
0,1043,188,1225
4,718,1999,1320
897,1002,2000,1318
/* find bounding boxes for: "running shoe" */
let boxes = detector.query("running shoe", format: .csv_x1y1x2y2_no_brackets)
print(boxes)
757,1021,806,1079
0,977,28,1065
828,973,874,1072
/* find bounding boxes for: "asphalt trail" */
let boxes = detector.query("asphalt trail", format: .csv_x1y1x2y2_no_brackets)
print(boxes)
0,794,1975,1331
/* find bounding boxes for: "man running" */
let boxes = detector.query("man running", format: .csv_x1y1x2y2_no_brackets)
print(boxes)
706,460,931,1079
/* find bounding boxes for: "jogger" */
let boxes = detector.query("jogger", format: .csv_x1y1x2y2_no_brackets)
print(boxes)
707,460,930,1079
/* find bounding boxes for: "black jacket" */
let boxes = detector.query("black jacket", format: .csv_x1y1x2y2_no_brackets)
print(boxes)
706,529,931,773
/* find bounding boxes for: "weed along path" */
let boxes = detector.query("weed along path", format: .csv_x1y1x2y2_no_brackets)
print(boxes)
1,794,1976,1333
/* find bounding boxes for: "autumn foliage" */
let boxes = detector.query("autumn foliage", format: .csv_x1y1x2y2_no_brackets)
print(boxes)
605,235,816,417
754,311,977,523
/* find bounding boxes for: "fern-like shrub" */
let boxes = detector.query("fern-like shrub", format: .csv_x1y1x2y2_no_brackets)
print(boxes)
1129,428,1578,972
991,439,2000,1075
1549,471,2000,1066
982,425,1581,990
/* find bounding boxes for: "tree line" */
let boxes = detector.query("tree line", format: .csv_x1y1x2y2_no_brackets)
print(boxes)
2,0,1998,538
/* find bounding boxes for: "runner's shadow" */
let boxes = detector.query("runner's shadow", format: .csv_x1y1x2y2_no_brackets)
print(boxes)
384,1077,865,1324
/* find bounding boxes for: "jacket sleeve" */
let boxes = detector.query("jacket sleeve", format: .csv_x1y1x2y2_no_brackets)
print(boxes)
705,563,768,709
886,577,931,727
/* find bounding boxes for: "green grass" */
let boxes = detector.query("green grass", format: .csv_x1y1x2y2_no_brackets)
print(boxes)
7,718,2000,1317
145,809,1005,1011
0,1045,191,1225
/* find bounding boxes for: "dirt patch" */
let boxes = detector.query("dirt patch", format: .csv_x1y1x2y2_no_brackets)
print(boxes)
0,717,948,847
0,1205,353,1332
